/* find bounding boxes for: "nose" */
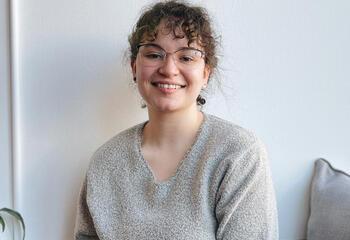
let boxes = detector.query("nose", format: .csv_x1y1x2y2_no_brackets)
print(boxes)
158,54,180,77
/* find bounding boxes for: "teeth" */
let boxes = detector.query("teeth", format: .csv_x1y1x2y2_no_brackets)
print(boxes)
156,83,182,89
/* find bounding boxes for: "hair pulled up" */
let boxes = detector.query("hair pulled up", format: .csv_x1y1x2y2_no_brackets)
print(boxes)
128,0,219,106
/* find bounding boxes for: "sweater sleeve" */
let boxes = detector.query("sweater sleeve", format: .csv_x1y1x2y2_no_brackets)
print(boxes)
215,140,279,240
74,175,100,240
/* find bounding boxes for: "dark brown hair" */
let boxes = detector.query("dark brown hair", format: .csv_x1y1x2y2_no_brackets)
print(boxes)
129,0,218,74
128,0,219,106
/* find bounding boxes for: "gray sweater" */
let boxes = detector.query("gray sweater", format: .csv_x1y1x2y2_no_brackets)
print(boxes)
74,113,279,239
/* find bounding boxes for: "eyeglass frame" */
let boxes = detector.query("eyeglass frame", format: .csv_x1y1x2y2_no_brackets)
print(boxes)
136,43,206,67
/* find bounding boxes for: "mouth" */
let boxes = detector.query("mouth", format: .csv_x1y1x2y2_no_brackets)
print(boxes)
151,82,186,89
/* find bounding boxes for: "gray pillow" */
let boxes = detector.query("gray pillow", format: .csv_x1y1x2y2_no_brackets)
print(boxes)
307,158,350,240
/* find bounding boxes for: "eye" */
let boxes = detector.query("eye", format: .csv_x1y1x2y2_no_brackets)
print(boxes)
177,49,202,63
179,55,195,62
144,52,163,60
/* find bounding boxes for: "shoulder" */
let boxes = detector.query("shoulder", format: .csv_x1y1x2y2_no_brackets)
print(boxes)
204,113,268,169
86,121,145,174
205,113,264,150
204,114,270,187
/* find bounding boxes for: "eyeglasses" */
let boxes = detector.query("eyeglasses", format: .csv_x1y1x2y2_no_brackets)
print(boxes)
137,43,205,68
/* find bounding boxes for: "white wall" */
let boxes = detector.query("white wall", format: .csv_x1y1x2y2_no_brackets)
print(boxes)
1,0,350,239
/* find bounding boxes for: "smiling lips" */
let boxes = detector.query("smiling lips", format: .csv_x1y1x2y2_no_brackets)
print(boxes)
151,82,186,93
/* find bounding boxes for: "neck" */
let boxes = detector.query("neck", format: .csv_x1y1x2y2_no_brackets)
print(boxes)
142,106,204,148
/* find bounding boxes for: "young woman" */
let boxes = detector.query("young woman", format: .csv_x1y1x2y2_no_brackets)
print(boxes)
74,1,278,239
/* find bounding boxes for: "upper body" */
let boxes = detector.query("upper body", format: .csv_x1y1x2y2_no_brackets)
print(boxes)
74,112,278,240
74,1,278,239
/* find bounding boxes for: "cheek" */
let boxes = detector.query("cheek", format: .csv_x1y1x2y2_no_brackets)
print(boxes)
136,68,153,95
184,69,207,85
136,66,154,82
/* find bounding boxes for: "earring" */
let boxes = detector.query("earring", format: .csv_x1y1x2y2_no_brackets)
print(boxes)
133,77,136,82
202,84,207,90
197,95,206,105
140,98,147,108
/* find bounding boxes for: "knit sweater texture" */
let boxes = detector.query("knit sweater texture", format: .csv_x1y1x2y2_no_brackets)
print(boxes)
74,112,279,239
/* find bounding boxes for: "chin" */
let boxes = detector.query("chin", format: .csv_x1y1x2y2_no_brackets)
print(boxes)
147,98,197,113
149,102,183,113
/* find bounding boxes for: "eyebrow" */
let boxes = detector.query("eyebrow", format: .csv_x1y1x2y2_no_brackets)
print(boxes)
137,43,203,53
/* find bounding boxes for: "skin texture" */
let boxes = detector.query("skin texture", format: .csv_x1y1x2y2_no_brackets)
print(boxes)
131,24,210,114
130,22,211,182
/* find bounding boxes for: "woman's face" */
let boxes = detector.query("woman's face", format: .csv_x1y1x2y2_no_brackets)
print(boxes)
131,22,210,114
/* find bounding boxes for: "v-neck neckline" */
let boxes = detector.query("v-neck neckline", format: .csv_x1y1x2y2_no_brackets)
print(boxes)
136,111,208,186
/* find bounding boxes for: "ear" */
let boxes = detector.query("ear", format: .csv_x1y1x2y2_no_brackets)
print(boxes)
131,60,136,78
203,65,211,85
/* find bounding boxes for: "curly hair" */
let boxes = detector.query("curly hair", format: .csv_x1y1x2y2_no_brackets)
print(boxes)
128,1,219,107
128,0,219,78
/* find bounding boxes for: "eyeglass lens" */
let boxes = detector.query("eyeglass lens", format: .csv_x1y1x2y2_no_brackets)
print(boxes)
138,44,204,67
